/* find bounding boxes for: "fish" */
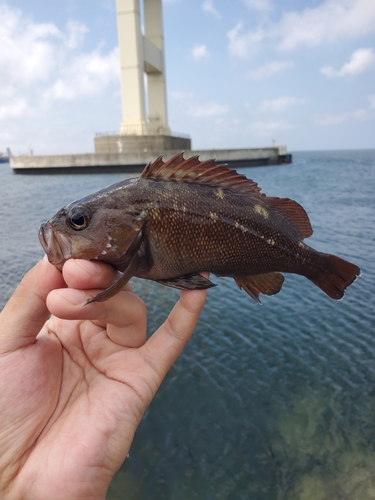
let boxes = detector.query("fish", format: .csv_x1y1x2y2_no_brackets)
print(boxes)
38,152,360,304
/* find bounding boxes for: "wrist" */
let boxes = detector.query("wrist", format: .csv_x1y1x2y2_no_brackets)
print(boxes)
4,477,110,500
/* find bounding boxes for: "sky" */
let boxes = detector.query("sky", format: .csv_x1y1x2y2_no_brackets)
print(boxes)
0,0,374,155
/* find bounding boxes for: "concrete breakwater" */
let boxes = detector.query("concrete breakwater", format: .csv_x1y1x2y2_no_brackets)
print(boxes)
10,147,291,174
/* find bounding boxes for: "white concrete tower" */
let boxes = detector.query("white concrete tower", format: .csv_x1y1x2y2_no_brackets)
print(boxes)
116,0,171,136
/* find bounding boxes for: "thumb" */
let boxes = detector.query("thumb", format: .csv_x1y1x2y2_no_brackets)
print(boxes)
0,259,65,353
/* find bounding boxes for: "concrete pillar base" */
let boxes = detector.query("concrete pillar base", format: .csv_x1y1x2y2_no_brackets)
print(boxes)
94,134,191,155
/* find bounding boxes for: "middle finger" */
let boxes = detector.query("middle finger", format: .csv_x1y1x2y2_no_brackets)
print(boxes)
47,287,147,348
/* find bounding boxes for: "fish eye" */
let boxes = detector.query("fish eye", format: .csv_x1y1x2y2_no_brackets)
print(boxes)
66,207,91,231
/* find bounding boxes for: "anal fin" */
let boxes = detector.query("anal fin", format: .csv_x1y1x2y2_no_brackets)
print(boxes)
156,274,216,291
235,272,285,304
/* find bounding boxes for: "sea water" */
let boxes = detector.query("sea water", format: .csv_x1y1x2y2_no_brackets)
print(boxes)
0,150,374,499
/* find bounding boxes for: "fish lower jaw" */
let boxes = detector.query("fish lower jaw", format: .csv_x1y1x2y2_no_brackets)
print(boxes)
38,224,73,266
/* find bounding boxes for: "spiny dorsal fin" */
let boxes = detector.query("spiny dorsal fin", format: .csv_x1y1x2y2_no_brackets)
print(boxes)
265,196,313,239
141,152,261,195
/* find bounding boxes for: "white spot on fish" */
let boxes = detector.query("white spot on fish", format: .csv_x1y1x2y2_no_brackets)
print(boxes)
101,250,107,255
234,220,247,233
214,188,225,200
210,212,218,221
254,205,269,219
267,238,275,246
136,210,147,222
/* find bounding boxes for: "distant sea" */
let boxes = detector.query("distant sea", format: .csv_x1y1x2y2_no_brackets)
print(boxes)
0,150,374,499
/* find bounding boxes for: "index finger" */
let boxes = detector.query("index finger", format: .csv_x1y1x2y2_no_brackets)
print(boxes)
61,259,132,292
0,259,65,353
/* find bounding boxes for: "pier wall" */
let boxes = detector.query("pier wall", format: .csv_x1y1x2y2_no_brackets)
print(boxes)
10,147,291,174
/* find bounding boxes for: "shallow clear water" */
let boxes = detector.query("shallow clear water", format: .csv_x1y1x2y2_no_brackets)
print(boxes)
0,150,374,499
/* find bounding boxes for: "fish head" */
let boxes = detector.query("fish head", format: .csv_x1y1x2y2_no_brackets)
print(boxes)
38,179,146,270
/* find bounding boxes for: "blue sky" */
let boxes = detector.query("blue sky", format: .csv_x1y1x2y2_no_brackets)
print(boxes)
0,0,374,155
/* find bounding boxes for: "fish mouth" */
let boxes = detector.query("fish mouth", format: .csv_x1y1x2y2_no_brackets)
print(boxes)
38,223,73,270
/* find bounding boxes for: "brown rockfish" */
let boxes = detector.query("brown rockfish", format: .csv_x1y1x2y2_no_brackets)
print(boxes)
39,152,360,304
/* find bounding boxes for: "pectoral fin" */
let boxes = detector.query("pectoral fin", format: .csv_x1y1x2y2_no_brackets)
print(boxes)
86,251,141,304
235,272,285,304
156,274,216,291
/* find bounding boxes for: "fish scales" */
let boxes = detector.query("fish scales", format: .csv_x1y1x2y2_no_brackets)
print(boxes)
38,152,360,304
139,180,301,278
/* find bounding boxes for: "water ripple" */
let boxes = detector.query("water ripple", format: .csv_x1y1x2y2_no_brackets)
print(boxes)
1,151,375,499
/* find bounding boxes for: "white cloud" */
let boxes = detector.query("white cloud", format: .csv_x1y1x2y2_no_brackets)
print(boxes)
44,48,119,101
320,48,375,78
202,0,221,19
191,44,211,61
241,0,272,11
315,96,375,127
226,22,265,59
170,90,193,100
0,4,59,89
258,96,307,113
170,91,229,119
315,108,368,125
249,120,294,136
65,20,88,50
277,0,375,51
0,99,28,121
227,0,375,59
247,60,293,80
188,101,230,118
0,3,119,122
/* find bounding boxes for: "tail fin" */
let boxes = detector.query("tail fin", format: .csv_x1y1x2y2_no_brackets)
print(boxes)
310,254,360,300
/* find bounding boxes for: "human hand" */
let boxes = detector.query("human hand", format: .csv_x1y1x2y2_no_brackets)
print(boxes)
0,258,207,500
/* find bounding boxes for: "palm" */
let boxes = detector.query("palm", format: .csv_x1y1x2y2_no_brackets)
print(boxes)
0,259,207,500
1,317,143,499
